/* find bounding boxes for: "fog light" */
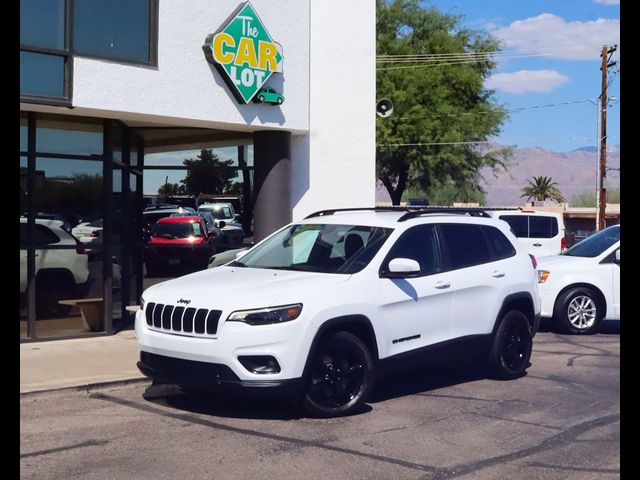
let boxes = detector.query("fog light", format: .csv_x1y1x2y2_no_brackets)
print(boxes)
238,355,281,374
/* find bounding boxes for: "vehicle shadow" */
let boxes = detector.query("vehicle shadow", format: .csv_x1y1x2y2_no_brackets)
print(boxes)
141,358,491,420
536,319,620,335
368,357,489,404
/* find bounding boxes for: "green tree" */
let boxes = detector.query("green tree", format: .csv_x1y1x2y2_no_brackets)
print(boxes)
181,148,238,195
570,188,620,207
401,179,486,205
157,182,185,197
521,176,566,203
376,0,510,205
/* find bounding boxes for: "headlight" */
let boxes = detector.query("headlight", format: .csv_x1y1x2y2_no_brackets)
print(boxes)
538,270,550,284
227,304,302,326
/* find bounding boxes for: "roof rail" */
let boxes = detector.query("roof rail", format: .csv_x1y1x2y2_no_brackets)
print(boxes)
398,208,492,222
304,207,412,219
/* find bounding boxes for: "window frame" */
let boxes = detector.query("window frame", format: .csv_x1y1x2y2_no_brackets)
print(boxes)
20,0,158,105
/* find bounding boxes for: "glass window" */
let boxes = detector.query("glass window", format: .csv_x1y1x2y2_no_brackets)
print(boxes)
21,157,28,215
20,51,65,98
36,115,103,156
73,0,151,64
563,225,620,258
21,114,29,152
34,158,104,223
529,216,558,239
20,0,66,49
33,225,62,245
236,224,393,274
482,226,516,261
439,224,490,270
499,215,528,238
383,225,441,275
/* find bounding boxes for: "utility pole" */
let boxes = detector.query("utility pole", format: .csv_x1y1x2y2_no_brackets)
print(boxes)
597,44,617,231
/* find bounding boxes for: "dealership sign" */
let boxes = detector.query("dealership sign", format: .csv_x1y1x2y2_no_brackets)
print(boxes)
203,2,283,104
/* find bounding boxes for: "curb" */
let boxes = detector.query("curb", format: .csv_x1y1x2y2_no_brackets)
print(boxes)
20,376,152,398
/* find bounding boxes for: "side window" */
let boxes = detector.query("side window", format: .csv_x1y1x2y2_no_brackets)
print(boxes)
529,216,558,239
33,225,61,246
481,226,516,260
383,225,441,276
498,215,528,238
438,224,490,270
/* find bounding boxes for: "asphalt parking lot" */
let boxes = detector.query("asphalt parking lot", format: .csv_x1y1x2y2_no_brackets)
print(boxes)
20,326,619,480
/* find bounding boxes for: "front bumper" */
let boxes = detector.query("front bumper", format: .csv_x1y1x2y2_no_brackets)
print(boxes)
137,351,303,397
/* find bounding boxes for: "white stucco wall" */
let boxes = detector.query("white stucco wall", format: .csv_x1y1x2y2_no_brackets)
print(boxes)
291,0,376,220
71,0,310,133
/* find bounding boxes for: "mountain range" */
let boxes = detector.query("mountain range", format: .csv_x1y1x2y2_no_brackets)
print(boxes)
375,144,620,206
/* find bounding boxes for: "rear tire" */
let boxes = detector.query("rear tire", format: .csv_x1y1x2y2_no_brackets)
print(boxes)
486,310,532,380
301,331,374,418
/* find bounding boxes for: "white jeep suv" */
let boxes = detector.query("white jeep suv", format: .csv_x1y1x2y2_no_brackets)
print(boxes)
136,208,541,417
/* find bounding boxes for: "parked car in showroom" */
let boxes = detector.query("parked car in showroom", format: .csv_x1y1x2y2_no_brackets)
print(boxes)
144,216,217,276
537,224,620,334
71,218,103,252
20,218,90,316
142,205,197,242
136,207,540,417
197,202,244,249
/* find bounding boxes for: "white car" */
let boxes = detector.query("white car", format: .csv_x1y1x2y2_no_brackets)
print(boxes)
71,219,103,249
198,203,244,249
20,218,90,315
487,210,566,258
537,224,620,334
136,208,540,417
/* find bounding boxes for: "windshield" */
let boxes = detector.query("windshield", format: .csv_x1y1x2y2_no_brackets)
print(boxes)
232,223,393,274
562,225,619,257
151,222,203,239
200,206,233,219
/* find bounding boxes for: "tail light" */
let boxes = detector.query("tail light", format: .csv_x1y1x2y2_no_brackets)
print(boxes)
561,236,566,251
76,244,86,254
529,254,537,269
90,230,100,238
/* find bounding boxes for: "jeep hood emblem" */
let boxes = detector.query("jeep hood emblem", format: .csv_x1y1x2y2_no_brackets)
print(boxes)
177,298,191,305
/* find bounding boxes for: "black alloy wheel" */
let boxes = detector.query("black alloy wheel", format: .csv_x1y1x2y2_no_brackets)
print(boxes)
301,331,373,418
487,310,532,380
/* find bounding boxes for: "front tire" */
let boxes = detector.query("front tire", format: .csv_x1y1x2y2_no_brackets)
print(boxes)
486,310,532,380
554,287,602,334
301,331,373,418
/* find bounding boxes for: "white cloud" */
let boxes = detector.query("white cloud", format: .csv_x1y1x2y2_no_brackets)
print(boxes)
486,70,570,94
493,13,619,60
594,0,619,5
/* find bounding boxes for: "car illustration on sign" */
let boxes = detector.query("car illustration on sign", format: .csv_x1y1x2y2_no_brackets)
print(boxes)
254,87,284,105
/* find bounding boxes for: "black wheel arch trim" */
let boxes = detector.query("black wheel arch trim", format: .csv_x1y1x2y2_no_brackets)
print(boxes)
492,292,537,336
301,315,379,381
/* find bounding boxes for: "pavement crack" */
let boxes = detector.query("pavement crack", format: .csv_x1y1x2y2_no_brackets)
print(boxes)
92,392,438,474
471,412,563,431
416,413,619,480
21,439,110,459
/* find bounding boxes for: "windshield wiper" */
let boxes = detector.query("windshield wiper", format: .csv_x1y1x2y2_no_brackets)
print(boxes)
228,260,246,267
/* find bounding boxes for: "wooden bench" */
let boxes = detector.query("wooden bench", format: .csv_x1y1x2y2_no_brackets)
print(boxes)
58,298,104,332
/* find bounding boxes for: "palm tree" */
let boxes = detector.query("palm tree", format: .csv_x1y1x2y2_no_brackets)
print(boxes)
521,176,566,203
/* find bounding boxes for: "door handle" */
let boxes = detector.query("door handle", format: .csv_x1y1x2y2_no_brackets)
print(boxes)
492,271,505,278
532,243,542,247
435,281,451,289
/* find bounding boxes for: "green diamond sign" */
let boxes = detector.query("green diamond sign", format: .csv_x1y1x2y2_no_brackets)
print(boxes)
203,2,284,104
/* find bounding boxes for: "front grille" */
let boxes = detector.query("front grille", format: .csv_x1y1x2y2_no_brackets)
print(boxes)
145,302,222,337
140,351,239,382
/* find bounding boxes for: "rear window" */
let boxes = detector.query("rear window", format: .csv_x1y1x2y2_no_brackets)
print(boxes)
438,224,490,270
151,222,203,239
481,226,516,260
20,224,61,248
498,215,558,239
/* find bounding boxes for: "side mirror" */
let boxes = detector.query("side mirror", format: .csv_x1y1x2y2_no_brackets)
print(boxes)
615,249,620,264
381,258,421,278
218,220,226,229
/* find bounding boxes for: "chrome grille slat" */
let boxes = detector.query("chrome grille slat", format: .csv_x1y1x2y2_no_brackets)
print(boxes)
143,303,222,337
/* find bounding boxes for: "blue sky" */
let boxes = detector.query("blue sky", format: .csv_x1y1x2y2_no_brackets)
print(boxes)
430,0,620,152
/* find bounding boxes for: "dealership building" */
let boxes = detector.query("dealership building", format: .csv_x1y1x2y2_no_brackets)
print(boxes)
20,0,375,340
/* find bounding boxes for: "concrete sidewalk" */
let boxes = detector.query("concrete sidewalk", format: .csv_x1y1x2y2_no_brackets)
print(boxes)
20,330,148,395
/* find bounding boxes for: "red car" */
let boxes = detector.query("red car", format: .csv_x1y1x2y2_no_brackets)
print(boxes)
144,216,217,276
